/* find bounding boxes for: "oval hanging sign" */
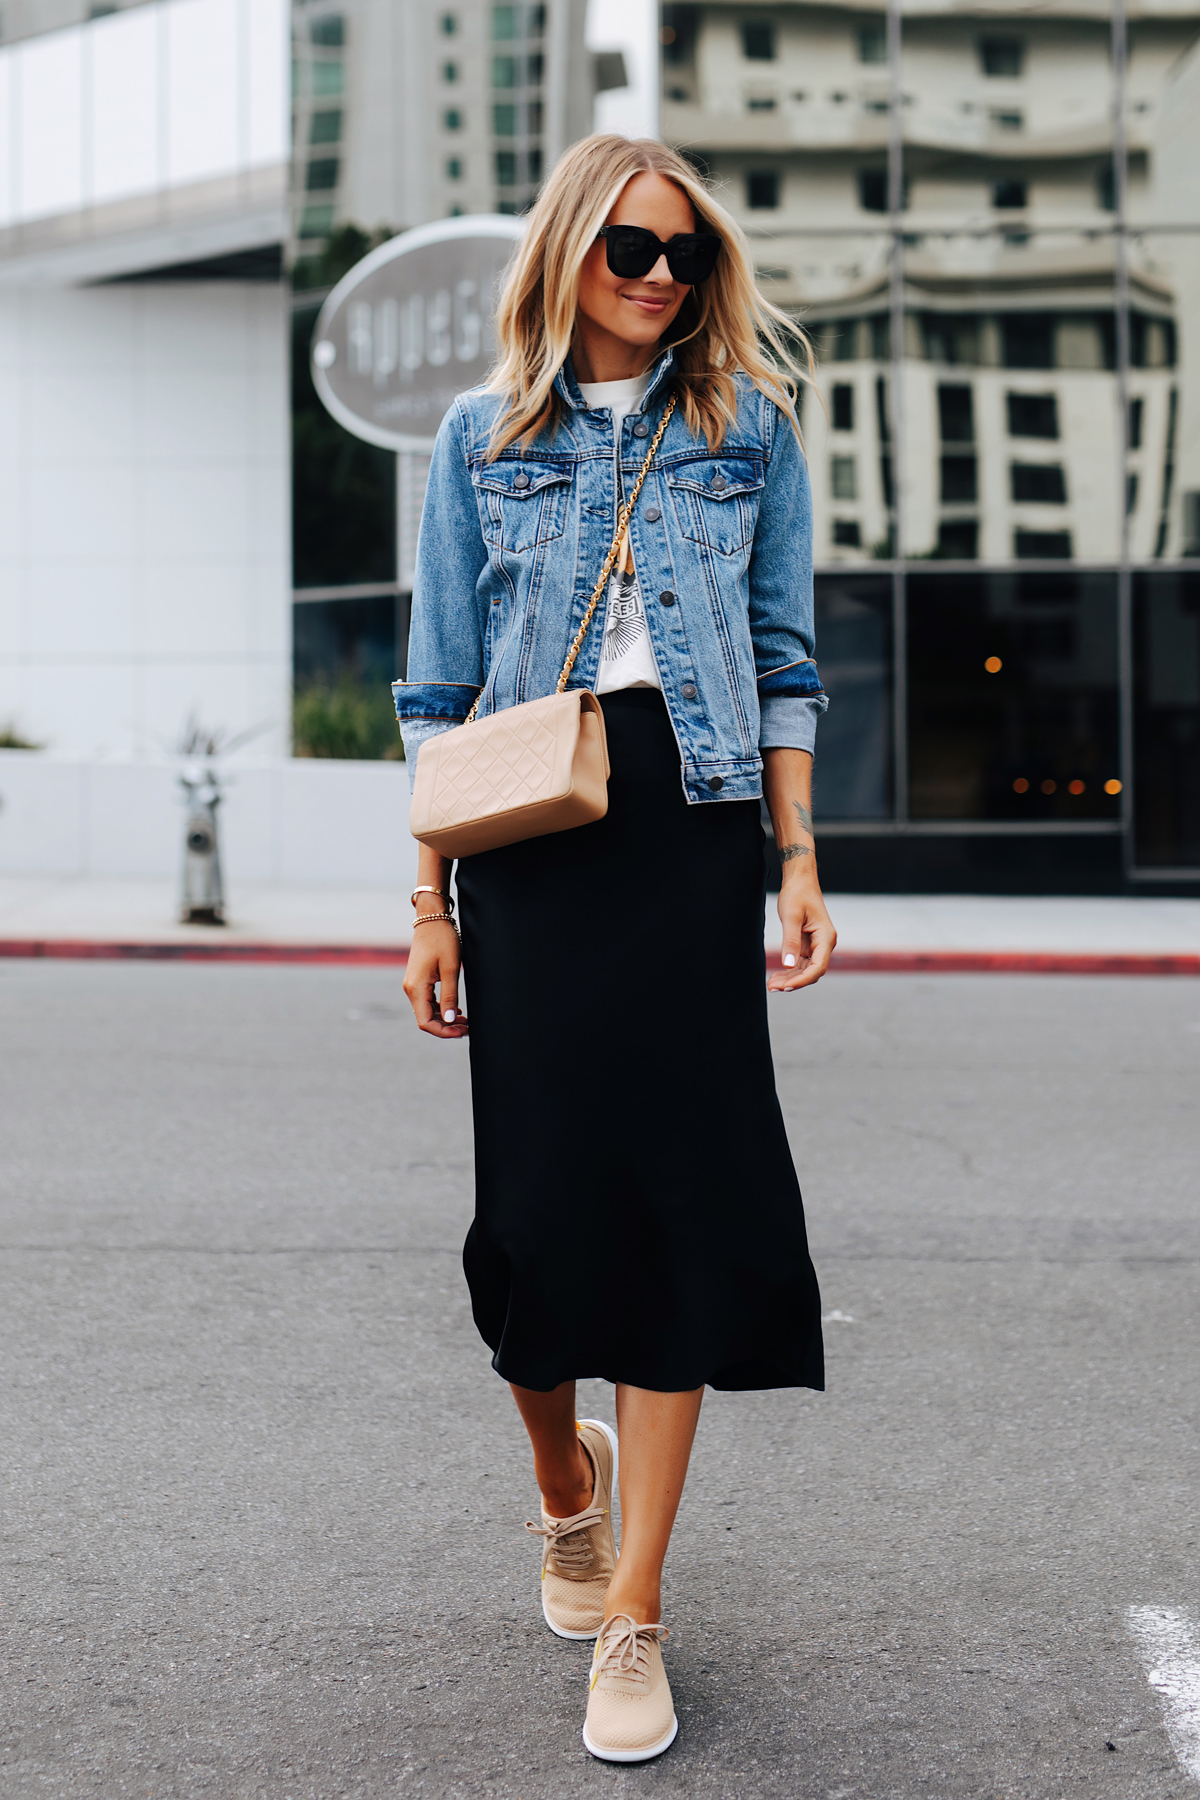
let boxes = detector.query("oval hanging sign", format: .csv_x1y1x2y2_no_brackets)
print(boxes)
310,214,525,453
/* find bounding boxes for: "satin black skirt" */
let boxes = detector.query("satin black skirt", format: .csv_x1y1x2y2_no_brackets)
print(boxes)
454,688,824,1394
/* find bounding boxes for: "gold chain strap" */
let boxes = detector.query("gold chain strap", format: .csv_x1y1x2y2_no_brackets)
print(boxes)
463,392,677,725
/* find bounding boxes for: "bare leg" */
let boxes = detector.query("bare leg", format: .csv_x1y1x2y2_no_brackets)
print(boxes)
604,1384,704,1625
510,1381,594,1518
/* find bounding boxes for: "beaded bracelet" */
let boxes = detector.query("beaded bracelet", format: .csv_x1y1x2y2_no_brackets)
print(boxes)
412,911,460,941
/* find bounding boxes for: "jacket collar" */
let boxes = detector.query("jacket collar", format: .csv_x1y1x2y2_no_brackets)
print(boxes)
552,345,676,415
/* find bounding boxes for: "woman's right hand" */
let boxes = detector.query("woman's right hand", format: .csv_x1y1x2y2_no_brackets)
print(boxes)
403,921,469,1038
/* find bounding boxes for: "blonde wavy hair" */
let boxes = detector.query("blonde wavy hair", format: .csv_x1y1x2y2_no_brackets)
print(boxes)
486,134,814,457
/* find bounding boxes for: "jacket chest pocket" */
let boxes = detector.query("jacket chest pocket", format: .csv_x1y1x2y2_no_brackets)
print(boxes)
667,457,765,557
472,461,572,553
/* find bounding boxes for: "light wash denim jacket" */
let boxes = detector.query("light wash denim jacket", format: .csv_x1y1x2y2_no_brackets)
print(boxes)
392,348,826,804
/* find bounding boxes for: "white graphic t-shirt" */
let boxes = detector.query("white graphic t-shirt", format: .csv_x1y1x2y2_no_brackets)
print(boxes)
577,373,663,695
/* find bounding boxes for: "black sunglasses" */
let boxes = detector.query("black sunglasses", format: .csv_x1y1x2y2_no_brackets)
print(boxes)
598,224,722,286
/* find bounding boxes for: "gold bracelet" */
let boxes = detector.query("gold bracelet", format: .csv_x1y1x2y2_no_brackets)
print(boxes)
411,885,454,912
412,911,461,944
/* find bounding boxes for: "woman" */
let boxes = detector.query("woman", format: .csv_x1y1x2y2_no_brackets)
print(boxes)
394,134,836,1764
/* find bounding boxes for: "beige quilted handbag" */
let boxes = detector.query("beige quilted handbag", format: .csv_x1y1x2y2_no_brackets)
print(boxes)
409,394,676,858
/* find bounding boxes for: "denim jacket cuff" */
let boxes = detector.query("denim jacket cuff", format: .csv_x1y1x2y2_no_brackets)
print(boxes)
759,693,827,755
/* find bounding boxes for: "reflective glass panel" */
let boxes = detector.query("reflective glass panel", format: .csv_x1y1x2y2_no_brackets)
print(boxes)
1134,236,1193,560
1133,573,1200,867
907,572,1120,819
900,232,1122,563
812,575,894,818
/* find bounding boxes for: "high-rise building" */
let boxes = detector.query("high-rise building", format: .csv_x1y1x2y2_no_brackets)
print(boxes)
661,0,1200,884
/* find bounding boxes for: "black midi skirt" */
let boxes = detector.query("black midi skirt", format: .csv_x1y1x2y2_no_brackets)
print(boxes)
455,688,824,1395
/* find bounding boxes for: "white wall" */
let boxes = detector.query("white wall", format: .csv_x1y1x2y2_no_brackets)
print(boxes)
0,749,418,889
0,0,288,233
0,280,291,760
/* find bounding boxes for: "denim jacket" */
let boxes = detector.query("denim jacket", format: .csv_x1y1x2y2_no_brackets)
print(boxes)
393,348,826,804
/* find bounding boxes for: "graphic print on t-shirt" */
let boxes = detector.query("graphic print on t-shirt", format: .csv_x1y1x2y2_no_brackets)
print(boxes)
602,566,646,662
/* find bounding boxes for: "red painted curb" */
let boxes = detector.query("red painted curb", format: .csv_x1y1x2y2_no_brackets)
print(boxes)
0,939,408,964
770,949,1200,976
1,939,1197,974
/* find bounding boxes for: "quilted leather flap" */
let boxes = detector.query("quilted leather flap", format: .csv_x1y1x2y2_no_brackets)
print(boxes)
413,691,584,831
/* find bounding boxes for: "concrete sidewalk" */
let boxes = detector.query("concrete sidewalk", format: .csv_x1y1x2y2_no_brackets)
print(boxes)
1,873,1199,969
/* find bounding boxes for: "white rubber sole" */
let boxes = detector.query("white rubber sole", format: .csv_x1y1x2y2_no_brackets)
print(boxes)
582,1713,679,1763
539,1418,619,1643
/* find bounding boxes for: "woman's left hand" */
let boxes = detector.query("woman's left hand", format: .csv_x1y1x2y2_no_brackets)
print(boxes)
767,876,837,992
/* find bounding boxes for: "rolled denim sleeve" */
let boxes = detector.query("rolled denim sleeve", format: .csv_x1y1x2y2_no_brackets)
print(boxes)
747,395,828,755
391,400,489,783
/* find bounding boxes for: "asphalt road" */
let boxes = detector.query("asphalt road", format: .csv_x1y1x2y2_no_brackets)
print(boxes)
1,959,1198,1800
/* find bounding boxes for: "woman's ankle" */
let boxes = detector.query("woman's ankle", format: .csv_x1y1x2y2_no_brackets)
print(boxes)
538,1441,594,1518
603,1580,662,1626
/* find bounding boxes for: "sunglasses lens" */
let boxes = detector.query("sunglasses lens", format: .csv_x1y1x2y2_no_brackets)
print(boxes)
606,227,656,277
668,236,721,284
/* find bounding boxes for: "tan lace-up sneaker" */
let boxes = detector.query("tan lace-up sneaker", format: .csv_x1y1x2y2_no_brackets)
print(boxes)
582,1613,678,1763
525,1418,617,1641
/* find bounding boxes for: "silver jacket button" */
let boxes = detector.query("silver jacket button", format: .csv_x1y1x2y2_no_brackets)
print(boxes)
633,420,650,437
512,471,530,489
709,472,727,492
681,681,697,699
644,506,661,523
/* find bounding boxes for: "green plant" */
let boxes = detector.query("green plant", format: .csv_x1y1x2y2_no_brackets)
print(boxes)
0,720,43,749
293,676,404,761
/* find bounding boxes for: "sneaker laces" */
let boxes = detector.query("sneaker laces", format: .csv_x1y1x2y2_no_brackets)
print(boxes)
525,1506,606,1576
590,1614,669,1690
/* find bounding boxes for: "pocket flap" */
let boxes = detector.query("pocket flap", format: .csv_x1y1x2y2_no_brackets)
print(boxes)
472,461,572,499
665,457,765,500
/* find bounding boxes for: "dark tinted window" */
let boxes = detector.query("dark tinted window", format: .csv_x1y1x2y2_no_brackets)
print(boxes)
1011,463,1067,503
993,179,1028,209
937,520,978,559
311,14,345,46
833,519,861,546
812,576,893,817
746,169,780,208
980,35,1023,75
941,455,978,502
908,573,1120,820
306,159,339,191
832,383,854,430
741,20,776,58
1134,573,1200,867
938,384,974,441
1015,529,1072,558
1007,392,1058,437
1002,314,1055,369
858,168,887,212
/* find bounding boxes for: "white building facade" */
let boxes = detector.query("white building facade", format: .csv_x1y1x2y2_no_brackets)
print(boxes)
0,0,293,761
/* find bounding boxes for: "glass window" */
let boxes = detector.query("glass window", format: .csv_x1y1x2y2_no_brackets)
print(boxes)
1134,573,1200,867
495,148,517,186
306,158,339,192
856,20,886,65
310,15,345,48
812,576,893,818
442,61,459,82
443,108,463,130
832,384,854,431
979,36,1024,77
493,54,517,87
1011,463,1067,505
441,14,458,33
908,574,1120,821
493,4,516,39
299,204,335,239
493,102,517,135
446,157,463,180
831,455,857,501
992,179,1028,210
746,170,779,209
833,520,862,546
741,21,775,60
309,110,342,146
312,62,344,98
938,386,974,443
941,455,977,504
858,169,887,213
1007,393,1058,439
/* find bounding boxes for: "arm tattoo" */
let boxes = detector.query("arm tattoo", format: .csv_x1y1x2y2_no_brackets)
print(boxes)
792,801,814,836
779,843,812,863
